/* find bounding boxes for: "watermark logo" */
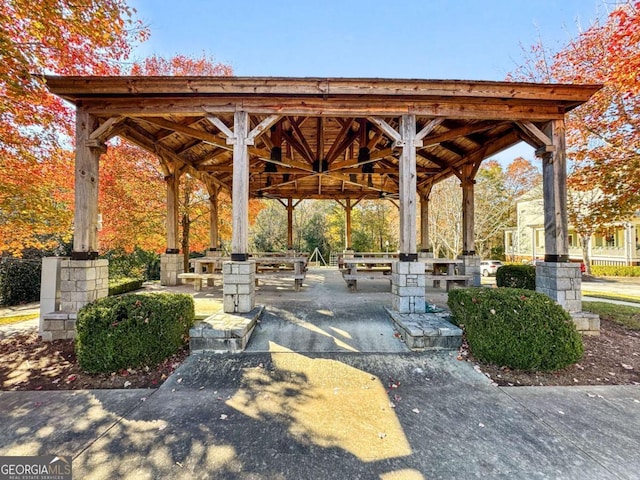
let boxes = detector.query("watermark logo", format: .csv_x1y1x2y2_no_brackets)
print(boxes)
0,455,72,480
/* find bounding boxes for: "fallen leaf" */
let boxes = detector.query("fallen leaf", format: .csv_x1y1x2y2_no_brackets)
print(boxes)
176,378,183,384
558,410,565,415
67,374,77,383
378,432,387,439
220,414,228,420
478,422,485,428
124,381,132,388
158,424,166,431
621,364,633,370
412,408,420,414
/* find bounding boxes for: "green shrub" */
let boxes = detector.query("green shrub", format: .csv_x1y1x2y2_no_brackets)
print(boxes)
75,293,195,373
448,287,583,371
108,277,144,296
591,265,640,277
105,248,160,281
0,258,41,306
496,264,536,290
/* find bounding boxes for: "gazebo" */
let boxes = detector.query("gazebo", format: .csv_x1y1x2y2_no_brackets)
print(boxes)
41,76,600,340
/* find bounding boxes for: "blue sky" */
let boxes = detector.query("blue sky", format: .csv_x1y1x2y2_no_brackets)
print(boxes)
128,0,609,164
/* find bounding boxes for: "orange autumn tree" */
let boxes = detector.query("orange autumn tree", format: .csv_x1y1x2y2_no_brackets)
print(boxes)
97,143,166,253
0,0,148,255
510,1,639,272
108,54,256,267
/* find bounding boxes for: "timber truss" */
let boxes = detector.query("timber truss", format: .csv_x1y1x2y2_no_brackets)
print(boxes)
45,76,600,202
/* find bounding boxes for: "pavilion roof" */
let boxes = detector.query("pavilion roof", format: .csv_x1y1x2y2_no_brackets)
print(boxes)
45,76,601,200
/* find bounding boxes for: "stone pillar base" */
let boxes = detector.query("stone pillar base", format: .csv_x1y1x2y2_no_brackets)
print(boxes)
161,253,184,286
223,261,256,313
536,262,581,312
41,258,108,341
391,261,426,314
457,254,481,286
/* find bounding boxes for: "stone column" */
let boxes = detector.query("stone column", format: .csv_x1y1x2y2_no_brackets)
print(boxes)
391,261,426,314
457,254,481,287
42,258,109,341
223,261,256,313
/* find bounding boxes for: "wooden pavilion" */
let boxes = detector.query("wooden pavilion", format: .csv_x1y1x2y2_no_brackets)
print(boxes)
43,76,600,327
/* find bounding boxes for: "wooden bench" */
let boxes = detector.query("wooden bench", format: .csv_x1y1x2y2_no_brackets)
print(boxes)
252,256,308,291
425,274,472,291
178,272,220,291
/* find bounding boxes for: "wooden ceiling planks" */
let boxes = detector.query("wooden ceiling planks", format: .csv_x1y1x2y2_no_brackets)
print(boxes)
46,76,600,201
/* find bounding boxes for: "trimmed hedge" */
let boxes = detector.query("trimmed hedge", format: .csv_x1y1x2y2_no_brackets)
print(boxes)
75,293,195,373
448,287,583,371
591,265,640,277
496,264,536,290
0,258,41,306
108,277,144,296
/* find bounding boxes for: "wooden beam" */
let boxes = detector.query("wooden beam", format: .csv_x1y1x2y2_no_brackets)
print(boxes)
281,129,314,163
205,115,234,139
542,119,569,261
83,97,570,120
73,109,101,255
139,116,231,150
207,183,219,250
420,121,498,147
288,116,316,162
415,118,444,142
461,163,475,255
325,119,355,163
89,116,125,143
399,114,418,256
516,121,553,148
247,115,281,144
368,117,402,144
231,111,250,256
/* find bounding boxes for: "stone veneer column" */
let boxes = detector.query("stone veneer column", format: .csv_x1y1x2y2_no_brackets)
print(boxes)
160,253,184,286
42,258,108,341
457,254,481,287
535,262,581,312
391,261,426,314
223,261,256,313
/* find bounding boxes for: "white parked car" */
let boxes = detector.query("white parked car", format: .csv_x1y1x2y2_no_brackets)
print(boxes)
480,260,503,277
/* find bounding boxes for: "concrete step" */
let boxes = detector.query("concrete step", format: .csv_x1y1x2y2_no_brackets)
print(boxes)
189,305,264,353
384,307,462,351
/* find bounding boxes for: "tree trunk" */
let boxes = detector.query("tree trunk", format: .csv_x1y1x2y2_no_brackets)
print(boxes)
581,234,592,276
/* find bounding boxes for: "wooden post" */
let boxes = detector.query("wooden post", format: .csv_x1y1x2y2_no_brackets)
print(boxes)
72,108,102,259
399,114,418,260
208,184,219,250
461,163,475,255
287,198,294,249
345,198,352,250
165,168,180,253
542,119,569,261
231,111,250,260
419,187,432,251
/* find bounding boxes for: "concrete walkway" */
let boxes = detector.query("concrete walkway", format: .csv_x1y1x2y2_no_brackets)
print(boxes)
1,353,639,479
1,269,639,478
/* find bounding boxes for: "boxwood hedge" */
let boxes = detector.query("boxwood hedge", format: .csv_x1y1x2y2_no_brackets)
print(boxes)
75,293,195,373
448,287,583,371
496,264,536,290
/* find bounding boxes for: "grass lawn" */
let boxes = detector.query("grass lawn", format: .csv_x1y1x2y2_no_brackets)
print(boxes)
582,301,640,330
582,290,640,304
0,312,39,326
